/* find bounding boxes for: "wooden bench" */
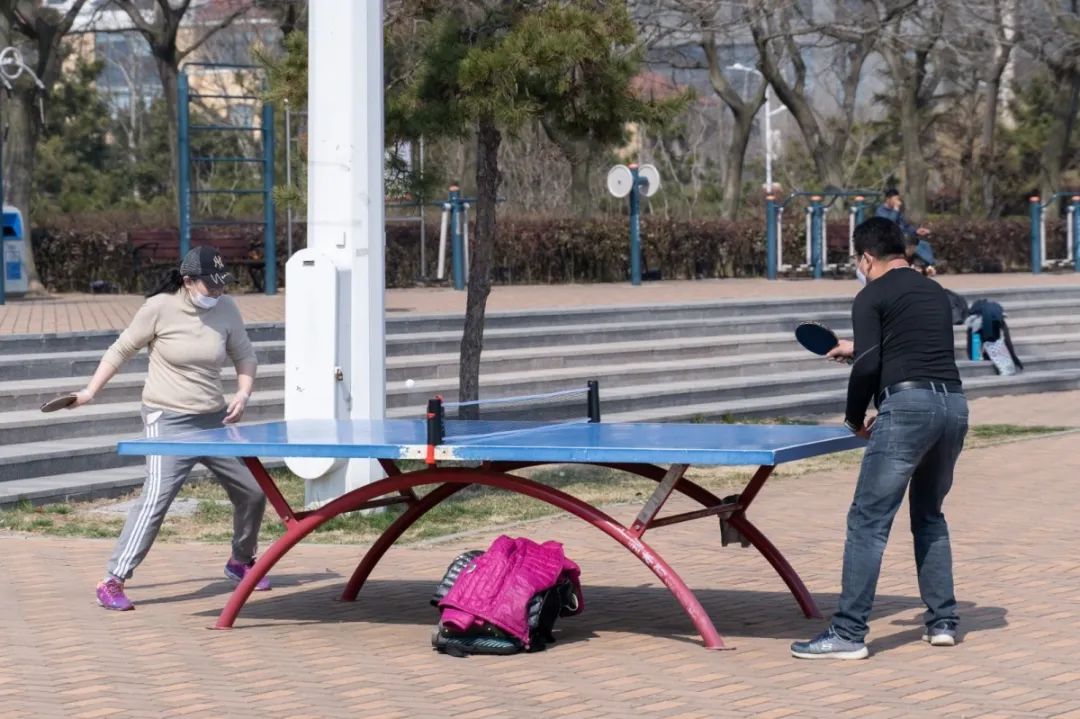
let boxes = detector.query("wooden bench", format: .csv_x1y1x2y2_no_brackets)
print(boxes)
129,228,267,292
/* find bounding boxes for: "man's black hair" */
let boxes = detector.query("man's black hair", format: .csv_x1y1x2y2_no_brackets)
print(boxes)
883,188,900,199
853,217,906,259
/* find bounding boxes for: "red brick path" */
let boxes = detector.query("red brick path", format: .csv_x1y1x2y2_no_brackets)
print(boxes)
2,393,1079,717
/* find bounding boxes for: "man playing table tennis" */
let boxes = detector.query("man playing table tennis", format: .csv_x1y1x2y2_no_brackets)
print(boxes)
791,217,968,659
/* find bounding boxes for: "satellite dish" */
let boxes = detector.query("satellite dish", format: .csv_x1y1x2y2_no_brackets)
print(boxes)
606,165,633,198
638,164,661,197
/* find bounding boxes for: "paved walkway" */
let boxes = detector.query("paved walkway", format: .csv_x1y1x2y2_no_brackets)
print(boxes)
2,390,1079,718
3,272,1080,335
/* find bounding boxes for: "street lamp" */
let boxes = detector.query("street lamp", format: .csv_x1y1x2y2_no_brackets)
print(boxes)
726,63,787,193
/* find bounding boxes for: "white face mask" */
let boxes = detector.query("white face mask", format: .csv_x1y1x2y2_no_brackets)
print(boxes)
189,289,220,309
855,267,867,286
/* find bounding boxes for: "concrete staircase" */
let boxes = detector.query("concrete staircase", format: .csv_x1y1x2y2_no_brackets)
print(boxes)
4,285,1080,506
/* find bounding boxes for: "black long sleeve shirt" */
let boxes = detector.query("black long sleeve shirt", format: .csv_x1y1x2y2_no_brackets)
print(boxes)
845,267,961,428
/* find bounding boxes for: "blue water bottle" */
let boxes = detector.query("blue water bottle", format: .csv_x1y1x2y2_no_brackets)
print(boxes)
970,330,982,360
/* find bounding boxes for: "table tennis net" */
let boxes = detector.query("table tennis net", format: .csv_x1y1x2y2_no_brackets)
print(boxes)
424,381,600,460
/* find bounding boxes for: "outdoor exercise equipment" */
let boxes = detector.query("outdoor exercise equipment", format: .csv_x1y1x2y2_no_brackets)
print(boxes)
765,190,879,280
177,62,277,294
437,185,475,291
1028,193,1080,273
607,163,661,285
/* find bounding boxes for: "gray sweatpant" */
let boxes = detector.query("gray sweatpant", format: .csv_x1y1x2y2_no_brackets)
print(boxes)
106,405,267,581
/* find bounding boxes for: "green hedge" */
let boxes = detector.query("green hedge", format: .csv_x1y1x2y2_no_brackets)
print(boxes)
30,213,1055,292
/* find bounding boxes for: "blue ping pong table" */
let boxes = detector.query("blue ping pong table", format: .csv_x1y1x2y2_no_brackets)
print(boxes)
118,418,864,650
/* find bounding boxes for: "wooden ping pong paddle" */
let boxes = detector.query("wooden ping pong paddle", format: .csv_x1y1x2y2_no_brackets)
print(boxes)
795,322,852,364
40,393,78,413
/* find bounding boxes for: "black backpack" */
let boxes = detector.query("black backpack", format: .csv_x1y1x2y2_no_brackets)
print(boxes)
945,289,968,326
430,550,579,657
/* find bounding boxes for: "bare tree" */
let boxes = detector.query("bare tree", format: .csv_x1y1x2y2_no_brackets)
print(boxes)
972,0,1019,216
1,0,90,290
870,0,949,220
701,27,766,218
1020,0,1080,206
640,2,764,218
747,0,884,193
102,0,254,202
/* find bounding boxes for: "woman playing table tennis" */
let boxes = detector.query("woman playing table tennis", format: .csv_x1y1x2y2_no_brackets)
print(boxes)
72,246,269,611
792,218,967,659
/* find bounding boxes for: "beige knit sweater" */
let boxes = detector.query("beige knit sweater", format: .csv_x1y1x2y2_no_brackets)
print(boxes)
102,290,257,414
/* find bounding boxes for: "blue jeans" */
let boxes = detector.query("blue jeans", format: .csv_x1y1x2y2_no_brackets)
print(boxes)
832,388,969,642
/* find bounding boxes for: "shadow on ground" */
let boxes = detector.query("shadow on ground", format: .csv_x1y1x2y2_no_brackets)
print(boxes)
166,576,1007,654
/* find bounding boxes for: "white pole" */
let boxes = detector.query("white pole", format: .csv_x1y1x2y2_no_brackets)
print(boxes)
822,207,830,268
1040,209,1047,267
764,86,773,191
805,207,812,267
777,206,785,270
849,206,856,261
285,100,293,257
419,136,426,276
1068,205,1075,263
437,203,450,279
462,202,470,283
300,0,386,505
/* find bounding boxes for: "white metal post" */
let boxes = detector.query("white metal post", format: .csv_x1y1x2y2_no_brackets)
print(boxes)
776,207,785,270
296,0,386,505
1040,209,1047,267
764,86,773,191
437,203,450,279
1068,205,1075,263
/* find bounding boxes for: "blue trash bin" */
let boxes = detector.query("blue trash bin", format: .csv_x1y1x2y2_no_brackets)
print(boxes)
2,205,27,297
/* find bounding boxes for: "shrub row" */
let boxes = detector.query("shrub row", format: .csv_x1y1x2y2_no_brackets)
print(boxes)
30,213,1061,292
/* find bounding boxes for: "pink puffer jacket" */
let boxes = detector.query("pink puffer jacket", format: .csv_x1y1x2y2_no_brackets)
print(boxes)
438,535,583,647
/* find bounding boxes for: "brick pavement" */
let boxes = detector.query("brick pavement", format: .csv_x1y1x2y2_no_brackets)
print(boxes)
4,272,1080,335
2,392,1080,717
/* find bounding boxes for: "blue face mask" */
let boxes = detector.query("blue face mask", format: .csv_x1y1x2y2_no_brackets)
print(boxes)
855,267,867,286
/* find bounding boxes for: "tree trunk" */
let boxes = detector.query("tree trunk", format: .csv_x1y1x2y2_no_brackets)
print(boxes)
897,85,928,220
154,55,182,208
4,90,42,290
718,107,757,219
701,32,766,219
457,116,501,419
979,73,1004,217
541,119,594,217
1039,69,1080,207
568,152,592,217
959,100,979,216
749,15,858,193
979,0,1017,217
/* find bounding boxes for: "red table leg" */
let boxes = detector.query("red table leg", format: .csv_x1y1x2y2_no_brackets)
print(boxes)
598,462,821,618
217,463,729,649
339,482,467,601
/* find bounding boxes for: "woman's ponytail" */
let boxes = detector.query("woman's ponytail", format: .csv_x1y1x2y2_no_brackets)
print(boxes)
146,268,184,298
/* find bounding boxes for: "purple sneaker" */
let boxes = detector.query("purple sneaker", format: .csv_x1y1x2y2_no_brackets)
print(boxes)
224,558,271,591
96,578,134,611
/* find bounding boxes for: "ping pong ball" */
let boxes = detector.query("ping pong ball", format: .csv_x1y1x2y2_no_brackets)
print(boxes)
405,379,415,388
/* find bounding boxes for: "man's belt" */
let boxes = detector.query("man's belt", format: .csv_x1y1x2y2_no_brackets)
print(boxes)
878,380,964,405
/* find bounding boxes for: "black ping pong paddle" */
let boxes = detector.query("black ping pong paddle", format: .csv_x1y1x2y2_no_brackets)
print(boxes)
795,322,852,363
40,393,78,413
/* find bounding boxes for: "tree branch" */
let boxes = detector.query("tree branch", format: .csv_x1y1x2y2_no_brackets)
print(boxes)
109,0,164,38
178,4,253,61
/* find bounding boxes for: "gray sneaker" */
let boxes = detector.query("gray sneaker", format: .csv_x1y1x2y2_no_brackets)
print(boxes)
790,626,869,660
923,620,958,646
